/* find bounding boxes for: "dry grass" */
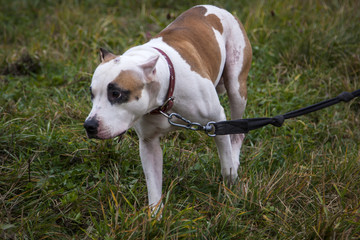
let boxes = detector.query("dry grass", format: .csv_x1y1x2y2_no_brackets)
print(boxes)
1,0,359,239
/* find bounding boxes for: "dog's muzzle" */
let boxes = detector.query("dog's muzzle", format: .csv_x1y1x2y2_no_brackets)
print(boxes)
84,117,99,138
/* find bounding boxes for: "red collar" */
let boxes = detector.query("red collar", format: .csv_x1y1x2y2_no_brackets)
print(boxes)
149,47,175,114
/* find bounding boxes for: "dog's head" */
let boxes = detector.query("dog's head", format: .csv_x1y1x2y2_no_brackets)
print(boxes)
84,48,159,139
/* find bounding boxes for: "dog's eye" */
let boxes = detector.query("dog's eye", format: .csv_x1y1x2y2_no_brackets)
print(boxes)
107,83,129,104
111,90,121,99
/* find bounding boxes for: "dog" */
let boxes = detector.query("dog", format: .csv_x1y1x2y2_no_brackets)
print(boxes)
84,5,252,211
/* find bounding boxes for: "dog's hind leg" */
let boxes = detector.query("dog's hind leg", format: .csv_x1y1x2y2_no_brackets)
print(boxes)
201,82,239,184
210,103,239,184
223,18,252,171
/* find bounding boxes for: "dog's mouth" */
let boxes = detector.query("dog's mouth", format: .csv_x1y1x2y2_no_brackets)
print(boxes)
88,130,127,141
115,130,127,142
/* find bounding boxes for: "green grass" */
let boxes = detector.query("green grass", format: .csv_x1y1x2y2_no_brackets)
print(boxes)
1,0,359,239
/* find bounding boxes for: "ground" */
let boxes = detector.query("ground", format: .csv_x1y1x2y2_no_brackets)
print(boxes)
0,0,359,239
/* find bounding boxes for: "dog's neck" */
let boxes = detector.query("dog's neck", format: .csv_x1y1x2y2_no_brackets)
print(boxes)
149,47,175,114
149,48,173,113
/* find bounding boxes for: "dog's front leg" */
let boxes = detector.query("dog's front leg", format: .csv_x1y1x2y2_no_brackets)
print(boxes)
139,136,163,212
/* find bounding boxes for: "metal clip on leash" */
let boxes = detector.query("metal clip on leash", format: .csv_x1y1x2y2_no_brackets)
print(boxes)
159,107,217,137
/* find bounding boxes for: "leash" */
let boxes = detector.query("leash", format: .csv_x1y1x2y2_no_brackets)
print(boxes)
160,89,360,137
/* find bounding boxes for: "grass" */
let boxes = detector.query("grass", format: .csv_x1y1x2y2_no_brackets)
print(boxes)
1,0,359,239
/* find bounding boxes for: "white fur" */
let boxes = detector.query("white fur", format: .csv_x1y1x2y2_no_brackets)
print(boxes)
85,5,251,211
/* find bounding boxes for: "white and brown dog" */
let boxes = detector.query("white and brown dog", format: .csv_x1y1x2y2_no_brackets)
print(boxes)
84,5,252,210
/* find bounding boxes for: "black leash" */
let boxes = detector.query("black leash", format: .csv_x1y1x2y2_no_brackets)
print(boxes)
160,89,360,136
213,89,360,135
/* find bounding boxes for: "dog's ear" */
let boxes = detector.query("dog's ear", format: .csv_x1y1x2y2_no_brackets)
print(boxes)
99,48,116,63
140,55,159,81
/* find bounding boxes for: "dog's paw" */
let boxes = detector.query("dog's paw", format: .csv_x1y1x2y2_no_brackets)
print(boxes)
221,168,238,185
150,202,163,220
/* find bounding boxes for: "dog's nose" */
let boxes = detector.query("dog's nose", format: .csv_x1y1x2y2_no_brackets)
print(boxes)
84,118,99,138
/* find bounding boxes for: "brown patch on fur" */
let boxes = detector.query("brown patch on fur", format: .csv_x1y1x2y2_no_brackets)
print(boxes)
236,18,252,99
112,70,144,101
205,14,223,33
156,6,223,83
